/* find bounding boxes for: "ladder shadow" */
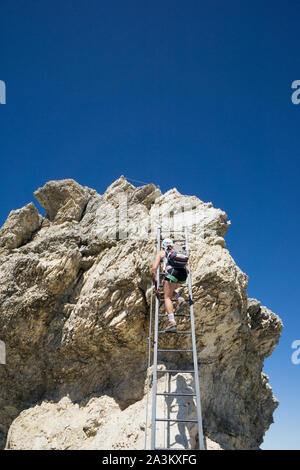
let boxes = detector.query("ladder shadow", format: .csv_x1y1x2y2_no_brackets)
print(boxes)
164,374,197,450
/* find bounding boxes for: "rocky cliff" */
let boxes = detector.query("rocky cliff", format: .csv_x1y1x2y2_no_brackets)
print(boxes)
0,176,283,450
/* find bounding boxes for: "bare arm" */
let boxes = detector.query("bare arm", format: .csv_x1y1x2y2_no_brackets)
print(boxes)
150,250,165,274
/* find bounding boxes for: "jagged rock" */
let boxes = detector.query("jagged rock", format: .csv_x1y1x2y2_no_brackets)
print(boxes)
248,302,282,359
0,202,42,249
129,183,161,209
247,298,261,316
0,177,283,450
34,179,93,223
5,372,223,450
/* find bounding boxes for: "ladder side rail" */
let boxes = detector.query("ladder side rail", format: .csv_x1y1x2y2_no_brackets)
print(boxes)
150,227,161,450
144,283,154,449
184,226,205,450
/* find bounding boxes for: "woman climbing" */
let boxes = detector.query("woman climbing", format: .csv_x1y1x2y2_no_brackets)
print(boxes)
150,238,188,332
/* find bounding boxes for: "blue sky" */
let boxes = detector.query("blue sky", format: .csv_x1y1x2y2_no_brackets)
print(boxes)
1,0,300,449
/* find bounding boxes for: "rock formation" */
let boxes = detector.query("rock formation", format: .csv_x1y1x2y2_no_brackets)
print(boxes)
0,176,283,450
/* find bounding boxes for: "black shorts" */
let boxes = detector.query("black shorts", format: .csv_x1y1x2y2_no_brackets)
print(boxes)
164,267,187,284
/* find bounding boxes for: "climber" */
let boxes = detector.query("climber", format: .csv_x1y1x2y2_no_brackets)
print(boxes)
150,238,188,332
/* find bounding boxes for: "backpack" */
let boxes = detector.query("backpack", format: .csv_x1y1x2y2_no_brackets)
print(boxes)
165,245,189,269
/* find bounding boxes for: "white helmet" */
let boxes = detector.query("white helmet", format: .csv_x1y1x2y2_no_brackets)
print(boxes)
162,238,174,250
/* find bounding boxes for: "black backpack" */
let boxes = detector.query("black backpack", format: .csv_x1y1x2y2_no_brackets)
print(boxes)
165,245,189,269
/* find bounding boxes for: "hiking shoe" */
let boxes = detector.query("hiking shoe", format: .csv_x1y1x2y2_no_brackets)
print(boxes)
176,299,187,313
164,323,177,333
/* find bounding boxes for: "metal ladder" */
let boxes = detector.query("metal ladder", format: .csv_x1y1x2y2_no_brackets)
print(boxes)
150,226,205,450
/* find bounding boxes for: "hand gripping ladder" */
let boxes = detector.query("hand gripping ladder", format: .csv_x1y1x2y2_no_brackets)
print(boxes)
150,226,205,450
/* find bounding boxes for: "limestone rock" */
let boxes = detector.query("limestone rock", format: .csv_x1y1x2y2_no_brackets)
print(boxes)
34,179,92,223
0,202,42,249
247,298,261,316
248,301,282,359
6,373,223,450
0,176,283,450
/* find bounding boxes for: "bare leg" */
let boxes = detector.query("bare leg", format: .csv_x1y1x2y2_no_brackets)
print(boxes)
172,289,185,303
164,281,181,331
164,281,181,314
171,289,186,313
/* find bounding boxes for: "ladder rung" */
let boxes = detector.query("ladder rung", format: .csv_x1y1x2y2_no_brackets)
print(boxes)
155,418,198,423
157,369,195,374
158,285,194,289
158,314,190,317
156,392,196,397
158,331,192,334
157,349,193,352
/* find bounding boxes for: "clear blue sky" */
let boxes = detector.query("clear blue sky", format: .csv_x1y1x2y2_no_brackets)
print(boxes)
1,1,299,449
